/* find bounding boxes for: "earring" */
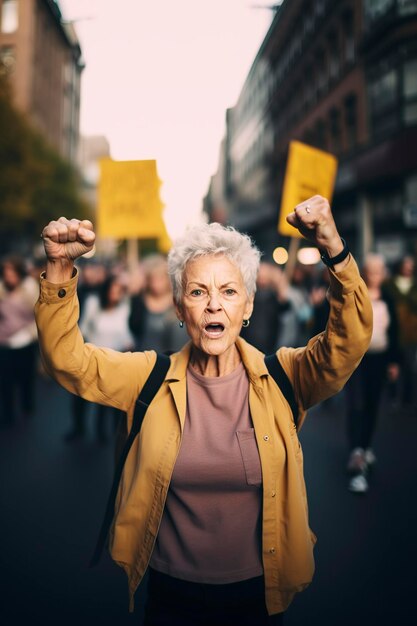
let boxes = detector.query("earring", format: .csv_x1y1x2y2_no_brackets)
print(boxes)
242,319,250,328
179,320,184,328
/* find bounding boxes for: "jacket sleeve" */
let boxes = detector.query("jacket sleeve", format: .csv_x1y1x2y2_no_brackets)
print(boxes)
34,271,156,411
278,255,373,419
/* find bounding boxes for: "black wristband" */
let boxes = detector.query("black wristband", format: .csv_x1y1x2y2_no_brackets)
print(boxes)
320,238,349,268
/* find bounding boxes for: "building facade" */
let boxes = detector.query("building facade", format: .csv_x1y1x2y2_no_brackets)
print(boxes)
0,0,83,163
204,0,417,264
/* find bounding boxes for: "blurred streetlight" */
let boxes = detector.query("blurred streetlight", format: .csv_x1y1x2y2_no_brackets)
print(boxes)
297,247,321,265
273,246,288,265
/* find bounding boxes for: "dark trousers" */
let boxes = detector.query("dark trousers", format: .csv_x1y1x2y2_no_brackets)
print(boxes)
345,351,387,450
390,345,416,406
144,568,284,626
0,343,37,424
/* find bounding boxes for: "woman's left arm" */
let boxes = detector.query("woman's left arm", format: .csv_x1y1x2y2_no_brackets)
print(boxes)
279,195,373,411
279,256,373,410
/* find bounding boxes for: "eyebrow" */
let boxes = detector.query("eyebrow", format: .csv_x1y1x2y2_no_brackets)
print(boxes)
186,281,240,288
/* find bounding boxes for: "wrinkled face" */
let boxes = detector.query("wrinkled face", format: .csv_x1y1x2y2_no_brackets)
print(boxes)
177,255,253,357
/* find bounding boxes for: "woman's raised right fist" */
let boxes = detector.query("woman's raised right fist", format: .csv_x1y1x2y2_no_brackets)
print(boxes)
41,217,96,262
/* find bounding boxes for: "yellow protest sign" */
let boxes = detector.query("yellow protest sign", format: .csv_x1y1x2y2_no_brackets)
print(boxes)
157,222,173,254
97,158,168,240
278,141,338,237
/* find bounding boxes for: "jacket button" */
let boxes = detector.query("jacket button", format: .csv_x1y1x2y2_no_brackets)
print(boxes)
58,288,66,298
269,547,276,554
263,435,269,441
271,490,276,497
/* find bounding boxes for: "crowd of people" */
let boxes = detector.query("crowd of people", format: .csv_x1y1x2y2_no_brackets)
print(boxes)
1,245,416,495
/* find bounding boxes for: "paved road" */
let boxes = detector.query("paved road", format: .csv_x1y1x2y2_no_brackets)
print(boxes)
1,373,416,625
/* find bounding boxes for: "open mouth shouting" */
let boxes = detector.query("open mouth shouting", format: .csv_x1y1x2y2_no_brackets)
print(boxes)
203,322,225,338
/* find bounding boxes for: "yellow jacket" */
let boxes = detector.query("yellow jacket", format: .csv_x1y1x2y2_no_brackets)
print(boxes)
34,255,372,615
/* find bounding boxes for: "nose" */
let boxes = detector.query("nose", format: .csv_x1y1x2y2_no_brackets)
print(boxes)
206,291,222,312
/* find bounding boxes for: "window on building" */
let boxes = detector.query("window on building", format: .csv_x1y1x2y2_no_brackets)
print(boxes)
316,49,327,94
315,119,327,150
369,70,398,112
343,10,355,65
363,0,395,25
303,128,315,146
403,59,417,124
315,0,326,17
329,107,341,153
303,2,314,35
369,69,399,135
344,94,357,150
328,32,340,81
1,0,18,33
398,0,417,16
303,66,313,110
405,174,417,204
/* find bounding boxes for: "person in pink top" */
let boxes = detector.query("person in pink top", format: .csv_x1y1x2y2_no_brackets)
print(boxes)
35,196,372,625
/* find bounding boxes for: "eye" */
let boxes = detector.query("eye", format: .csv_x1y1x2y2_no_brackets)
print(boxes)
224,288,237,296
190,289,204,297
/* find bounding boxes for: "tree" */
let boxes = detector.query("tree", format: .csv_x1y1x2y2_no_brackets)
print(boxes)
0,72,91,254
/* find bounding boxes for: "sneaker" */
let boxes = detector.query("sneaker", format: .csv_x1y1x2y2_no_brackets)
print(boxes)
364,448,377,466
346,447,367,474
348,473,369,493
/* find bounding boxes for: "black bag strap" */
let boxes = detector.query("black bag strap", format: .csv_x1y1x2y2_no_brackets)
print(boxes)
89,352,171,567
264,353,299,429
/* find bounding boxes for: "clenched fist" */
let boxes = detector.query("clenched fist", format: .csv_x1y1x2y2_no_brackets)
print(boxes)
286,195,348,271
286,195,342,251
41,218,96,283
41,218,96,261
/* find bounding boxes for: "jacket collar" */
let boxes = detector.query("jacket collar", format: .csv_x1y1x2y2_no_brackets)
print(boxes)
166,337,269,386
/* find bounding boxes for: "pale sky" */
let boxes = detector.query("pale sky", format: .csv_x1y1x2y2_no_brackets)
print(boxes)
59,0,272,238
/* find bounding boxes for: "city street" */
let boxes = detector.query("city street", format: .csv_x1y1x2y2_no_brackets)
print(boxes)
1,2,417,625
1,371,416,626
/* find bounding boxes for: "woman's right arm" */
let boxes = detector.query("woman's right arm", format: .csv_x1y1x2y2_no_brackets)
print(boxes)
35,218,156,411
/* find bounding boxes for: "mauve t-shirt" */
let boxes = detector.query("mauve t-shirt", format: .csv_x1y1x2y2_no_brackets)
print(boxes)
150,362,264,583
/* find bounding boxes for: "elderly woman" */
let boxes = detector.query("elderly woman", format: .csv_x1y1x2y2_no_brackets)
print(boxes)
35,196,372,625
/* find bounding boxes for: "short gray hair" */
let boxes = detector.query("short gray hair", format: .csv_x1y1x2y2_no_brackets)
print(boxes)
167,222,261,302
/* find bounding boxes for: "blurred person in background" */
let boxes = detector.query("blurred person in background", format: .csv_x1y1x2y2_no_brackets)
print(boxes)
76,258,108,314
0,256,39,426
240,261,290,353
383,254,417,412
129,253,185,354
308,266,331,337
344,253,400,494
28,255,46,282
306,267,340,414
65,272,134,444
64,259,108,442
35,195,372,625
277,263,313,348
